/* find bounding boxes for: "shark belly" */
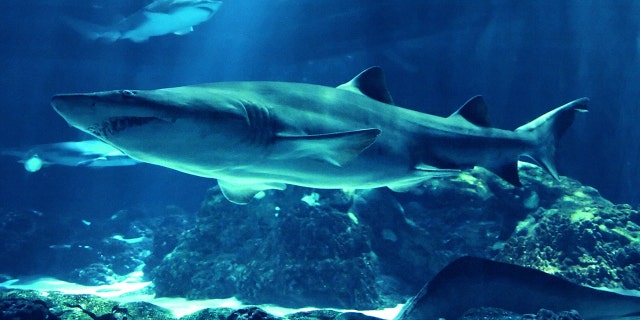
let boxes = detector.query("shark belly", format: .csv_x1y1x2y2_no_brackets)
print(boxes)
215,146,417,190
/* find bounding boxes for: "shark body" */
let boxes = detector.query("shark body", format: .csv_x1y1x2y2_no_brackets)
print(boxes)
51,67,588,204
396,257,640,319
2,140,139,172
67,0,222,42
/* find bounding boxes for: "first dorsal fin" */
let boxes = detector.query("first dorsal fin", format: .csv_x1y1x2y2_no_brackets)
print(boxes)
449,95,492,127
337,67,395,105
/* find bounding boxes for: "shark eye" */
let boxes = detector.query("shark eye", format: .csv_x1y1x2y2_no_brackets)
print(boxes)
121,90,137,97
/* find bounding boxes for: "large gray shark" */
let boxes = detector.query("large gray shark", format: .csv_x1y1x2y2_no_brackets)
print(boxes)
395,256,640,319
2,140,139,172
51,67,588,204
66,0,222,42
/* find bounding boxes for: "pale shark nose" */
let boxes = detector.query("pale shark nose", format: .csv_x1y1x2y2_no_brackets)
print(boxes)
51,94,92,114
50,94,66,112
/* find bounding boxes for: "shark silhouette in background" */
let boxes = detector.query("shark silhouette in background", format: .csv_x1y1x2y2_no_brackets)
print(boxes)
65,0,222,42
51,67,588,204
2,140,139,172
395,256,640,319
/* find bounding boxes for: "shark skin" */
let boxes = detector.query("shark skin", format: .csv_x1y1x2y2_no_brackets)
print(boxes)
66,0,222,42
2,140,139,172
51,67,588,204
395,256,640,320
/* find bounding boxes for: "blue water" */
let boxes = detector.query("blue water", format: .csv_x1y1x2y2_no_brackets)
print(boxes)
0,1,638,237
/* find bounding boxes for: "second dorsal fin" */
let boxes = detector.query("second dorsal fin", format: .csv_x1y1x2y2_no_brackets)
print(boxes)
449,95,492,127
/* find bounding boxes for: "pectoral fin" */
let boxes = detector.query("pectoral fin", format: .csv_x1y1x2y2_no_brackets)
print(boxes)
174,27,194,35
218,180,286,205
415,164,461,176
76,156,108,167
388,165,461,192
275,128,381,166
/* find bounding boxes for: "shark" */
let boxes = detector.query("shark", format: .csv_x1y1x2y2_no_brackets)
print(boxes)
2,140,139,172
395,256,640,319
51,67,588,204
66,0,222,42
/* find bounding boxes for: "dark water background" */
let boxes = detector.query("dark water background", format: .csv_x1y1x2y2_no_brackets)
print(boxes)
0,0,639,218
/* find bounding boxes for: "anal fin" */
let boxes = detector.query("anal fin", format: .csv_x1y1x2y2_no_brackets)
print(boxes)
487,162,521,186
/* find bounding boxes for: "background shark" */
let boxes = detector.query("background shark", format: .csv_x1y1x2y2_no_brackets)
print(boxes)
51,67,588,204
2,140,139,172
395,257,640,320
65,0,222,42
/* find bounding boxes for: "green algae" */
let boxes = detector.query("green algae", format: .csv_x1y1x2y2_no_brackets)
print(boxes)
570,207,597,223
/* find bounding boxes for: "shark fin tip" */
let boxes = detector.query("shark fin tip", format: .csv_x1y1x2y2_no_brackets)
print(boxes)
449,96,492,127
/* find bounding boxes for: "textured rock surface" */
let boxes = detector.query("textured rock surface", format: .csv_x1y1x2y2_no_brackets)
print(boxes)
351,167,534,295
0,288,587,320
0,288,389,320
0,205,191,286
150,163,640,310
0,296,60,320
151,187,380,309
496,166,640,290
0,288,175,320
4,163,631,318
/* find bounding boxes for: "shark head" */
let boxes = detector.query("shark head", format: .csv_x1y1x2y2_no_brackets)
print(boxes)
145,0,223,20
51,86,255,176
150,0,223,13
52,90,173,139
187,0,223,13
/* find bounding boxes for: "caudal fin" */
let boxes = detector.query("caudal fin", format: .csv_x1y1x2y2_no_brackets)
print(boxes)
515,97,589,180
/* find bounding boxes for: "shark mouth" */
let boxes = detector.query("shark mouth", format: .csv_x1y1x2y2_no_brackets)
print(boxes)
88,116,164,138
197,6,218,13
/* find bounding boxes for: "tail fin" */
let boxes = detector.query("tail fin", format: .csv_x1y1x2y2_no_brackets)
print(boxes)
515,97,589,180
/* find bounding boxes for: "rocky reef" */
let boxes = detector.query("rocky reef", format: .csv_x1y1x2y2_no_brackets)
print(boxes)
150,186,381,308
1,163,639,318
0,205,193,286
149,163,640,310
496,168,640,289
0,288,585,320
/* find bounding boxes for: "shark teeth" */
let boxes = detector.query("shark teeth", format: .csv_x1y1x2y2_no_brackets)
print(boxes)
89,116,162,138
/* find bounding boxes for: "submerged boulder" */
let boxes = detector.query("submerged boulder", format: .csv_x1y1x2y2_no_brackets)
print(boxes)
0,289,175,320
150,165,534,308
150,163,640,310
151,187,380,309
497,166,640,290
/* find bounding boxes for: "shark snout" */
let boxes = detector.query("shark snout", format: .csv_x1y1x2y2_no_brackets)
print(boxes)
50,94,69,112
51,93,93,114
51,93,103,130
